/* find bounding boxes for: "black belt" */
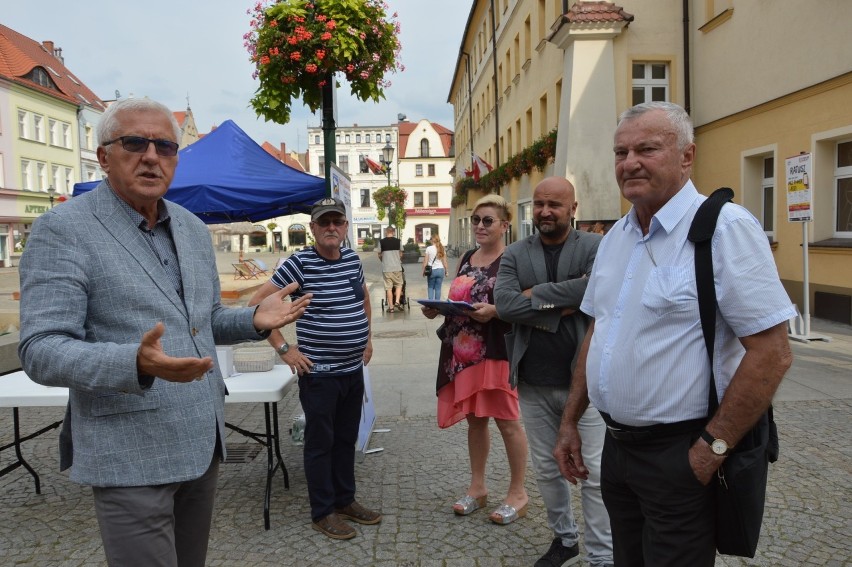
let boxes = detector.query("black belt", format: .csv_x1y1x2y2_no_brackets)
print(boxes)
600,412,705,443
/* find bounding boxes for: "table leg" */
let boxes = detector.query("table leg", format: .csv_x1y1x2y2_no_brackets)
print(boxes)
261,402,290,530
0,408,45,494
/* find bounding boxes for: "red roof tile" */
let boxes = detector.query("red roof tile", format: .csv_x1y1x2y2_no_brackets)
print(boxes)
173,111,187,126
565,2,634,24
0,24,105,110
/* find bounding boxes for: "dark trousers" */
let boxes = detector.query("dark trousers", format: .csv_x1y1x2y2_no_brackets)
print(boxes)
92,451,219,567
601,429,716,567
299,368,364,521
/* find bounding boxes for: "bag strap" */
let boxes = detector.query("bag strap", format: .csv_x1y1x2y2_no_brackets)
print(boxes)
687,187,734,414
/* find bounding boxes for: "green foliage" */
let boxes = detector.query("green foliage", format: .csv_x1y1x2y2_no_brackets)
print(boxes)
247,0,403,125
453,129,558,203
403,237,419,253
372,185,408,229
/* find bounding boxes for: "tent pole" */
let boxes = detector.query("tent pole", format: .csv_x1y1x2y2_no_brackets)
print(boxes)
321,75,336,198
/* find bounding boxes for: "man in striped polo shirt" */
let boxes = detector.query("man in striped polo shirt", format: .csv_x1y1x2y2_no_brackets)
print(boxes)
249,197,379,540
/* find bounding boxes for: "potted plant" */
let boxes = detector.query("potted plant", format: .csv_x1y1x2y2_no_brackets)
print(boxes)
361,234,375,252
401,237,420,264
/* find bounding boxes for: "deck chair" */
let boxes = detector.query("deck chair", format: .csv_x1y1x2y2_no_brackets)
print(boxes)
233,262,259,280
244,258,269,277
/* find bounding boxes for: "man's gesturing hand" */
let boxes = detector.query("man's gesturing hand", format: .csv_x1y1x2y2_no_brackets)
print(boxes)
253,282,312,330
137,322,214,383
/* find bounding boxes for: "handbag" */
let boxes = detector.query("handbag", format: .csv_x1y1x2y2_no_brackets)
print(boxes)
689,187,778,558
424,265,432,277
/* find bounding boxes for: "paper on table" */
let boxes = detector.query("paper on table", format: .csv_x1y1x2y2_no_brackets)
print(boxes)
416,299,476,317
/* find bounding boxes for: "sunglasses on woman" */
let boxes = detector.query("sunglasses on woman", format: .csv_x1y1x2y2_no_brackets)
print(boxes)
470,215,501,227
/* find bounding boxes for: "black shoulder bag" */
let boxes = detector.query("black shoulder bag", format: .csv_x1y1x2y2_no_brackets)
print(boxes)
688,187,779,558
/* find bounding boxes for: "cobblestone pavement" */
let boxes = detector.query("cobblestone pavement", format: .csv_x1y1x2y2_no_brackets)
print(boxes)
0,250,849,566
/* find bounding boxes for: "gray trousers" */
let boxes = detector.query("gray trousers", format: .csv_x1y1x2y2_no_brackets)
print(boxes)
518,382,613,567
92,453,219,567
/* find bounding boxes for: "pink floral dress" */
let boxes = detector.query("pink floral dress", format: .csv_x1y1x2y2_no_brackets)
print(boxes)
435,252,517,428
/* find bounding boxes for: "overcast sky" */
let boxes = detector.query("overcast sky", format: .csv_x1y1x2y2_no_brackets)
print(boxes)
4,0,472,152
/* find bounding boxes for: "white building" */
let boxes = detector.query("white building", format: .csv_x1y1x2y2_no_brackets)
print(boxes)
307,119,455,248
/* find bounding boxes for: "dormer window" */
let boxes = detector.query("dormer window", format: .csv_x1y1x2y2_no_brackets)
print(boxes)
26,67,56,90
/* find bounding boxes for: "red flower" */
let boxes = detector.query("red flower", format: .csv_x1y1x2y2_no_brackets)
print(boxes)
305,63,318,73
290,51,301,61
316,49,326,60
269,19,277,27
321,31,332,40
326,20,336,30
260,55,270,65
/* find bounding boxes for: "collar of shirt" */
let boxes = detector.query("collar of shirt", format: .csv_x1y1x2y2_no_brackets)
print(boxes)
105,180,171,231
623,179,700,239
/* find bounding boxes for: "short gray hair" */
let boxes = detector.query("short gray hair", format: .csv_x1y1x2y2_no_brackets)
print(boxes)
618,102,694,149
97,98,181,146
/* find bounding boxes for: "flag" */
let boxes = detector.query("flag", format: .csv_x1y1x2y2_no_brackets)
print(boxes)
471,154,493,182
364,156,385,175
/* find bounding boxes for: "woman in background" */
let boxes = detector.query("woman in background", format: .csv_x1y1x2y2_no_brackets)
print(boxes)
422,235,449,299
421,195,529,525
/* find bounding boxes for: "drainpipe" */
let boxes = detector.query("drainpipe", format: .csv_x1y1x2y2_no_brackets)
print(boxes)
489,0,500,166
682,0,691,114
463,52,476,169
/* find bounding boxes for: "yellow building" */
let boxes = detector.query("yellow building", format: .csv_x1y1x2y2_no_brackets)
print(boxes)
448,0,852,325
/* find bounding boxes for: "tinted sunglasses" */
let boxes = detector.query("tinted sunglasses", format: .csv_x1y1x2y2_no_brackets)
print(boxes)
102,136,180,157
314,218,347,227
470,215,501,227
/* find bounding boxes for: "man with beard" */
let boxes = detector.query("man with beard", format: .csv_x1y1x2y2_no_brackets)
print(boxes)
494,177,612,567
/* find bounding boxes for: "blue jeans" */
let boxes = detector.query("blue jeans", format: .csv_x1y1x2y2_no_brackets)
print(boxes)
427,268,445,299
518,383,613,567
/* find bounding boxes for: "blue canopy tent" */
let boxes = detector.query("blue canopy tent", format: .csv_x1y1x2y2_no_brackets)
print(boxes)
73,119,325,224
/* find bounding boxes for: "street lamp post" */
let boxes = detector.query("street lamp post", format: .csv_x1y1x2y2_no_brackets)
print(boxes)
380,142,395,229
47,185,56,209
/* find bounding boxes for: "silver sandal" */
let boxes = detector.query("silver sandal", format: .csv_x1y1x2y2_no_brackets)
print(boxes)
453,494,487,516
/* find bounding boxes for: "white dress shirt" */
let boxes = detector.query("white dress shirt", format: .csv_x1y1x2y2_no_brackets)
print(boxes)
581,181,796,427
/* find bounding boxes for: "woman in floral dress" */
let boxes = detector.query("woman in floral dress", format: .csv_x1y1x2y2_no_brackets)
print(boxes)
422,194,529,525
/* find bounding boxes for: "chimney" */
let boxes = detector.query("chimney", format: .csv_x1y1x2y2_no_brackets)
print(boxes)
280,143,287,160
41,41,64,63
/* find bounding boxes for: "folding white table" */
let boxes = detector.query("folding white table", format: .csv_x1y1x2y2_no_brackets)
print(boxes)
0,367,296,530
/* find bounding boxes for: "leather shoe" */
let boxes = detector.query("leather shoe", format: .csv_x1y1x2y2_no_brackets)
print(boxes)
534,537,580,566
311,512,356,540
335,500,382,525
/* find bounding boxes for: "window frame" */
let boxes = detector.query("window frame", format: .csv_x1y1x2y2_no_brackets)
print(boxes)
834,138,852,237
631,61,670,106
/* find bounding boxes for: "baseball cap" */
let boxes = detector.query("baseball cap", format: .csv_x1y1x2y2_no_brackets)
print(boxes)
310,197,346,221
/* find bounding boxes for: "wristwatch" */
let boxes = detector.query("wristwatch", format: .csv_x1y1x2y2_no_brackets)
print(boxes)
701,429,731,456
275,341,290,356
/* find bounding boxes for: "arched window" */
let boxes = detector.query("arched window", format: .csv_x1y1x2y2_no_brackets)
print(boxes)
288,223,307,247
420,138,430,157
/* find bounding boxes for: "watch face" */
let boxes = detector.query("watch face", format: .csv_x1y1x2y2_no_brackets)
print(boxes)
711,439,728,455
277,343,289,355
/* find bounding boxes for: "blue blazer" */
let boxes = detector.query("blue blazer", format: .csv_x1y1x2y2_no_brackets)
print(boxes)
18,182,263,487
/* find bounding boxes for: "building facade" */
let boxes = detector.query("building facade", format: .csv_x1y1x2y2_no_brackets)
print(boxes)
0,25,107,267
307,120,455,248
448,0,852,324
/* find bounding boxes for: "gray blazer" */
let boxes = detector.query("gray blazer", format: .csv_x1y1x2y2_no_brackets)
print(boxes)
494,229,602,388
18,183,263,487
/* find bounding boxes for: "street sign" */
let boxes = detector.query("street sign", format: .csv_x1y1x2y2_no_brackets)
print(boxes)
785,153,812,222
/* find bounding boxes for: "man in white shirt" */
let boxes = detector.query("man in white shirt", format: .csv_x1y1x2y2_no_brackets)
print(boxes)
554,102,795,566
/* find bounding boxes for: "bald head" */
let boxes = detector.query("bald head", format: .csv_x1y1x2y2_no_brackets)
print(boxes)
533,176,578,245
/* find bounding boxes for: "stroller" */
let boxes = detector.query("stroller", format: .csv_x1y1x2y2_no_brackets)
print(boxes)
381,265,411,313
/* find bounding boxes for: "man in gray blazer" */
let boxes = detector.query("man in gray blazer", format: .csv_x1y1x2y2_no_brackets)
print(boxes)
494,177,612,567
17,97,310,567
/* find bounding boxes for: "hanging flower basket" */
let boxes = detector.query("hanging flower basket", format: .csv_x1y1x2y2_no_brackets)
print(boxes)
372,185,408,228
246,0,403,124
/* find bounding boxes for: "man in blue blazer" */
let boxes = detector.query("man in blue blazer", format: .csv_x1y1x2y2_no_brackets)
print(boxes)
495,177,612,567
18,97,310,567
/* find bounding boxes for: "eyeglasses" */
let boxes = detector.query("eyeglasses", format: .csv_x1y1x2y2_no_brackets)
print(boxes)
313,218,347,228
102,136,180,157
470,215,501,227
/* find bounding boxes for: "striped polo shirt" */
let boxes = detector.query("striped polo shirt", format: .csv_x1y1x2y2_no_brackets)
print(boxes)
270,246,368,376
